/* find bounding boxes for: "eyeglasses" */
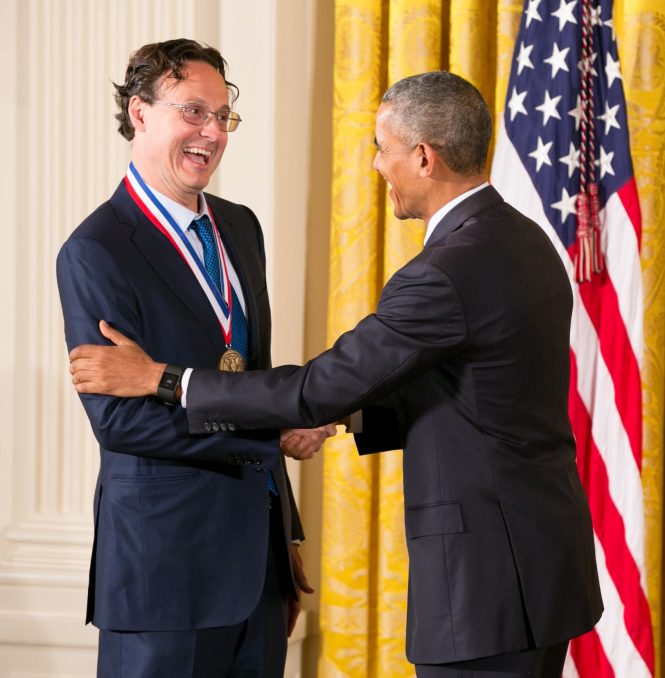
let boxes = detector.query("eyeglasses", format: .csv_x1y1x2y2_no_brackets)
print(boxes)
154,101,242,132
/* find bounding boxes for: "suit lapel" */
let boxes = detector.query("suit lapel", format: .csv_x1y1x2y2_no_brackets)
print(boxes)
426,185,504,247
110,182,227,355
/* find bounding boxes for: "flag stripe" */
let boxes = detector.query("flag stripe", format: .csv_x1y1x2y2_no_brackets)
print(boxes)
618,178,642,249
563,648,583,678
569,352,654,672
602,190,643,358
570,293,646,577
592,532,653,677
571,263,642,467
570,630,615,678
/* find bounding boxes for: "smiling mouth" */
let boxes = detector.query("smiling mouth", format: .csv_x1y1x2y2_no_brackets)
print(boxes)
183,146,212,165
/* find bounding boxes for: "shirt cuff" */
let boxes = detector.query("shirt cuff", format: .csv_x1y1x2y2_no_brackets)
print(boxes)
180,368,193,408
347,410,363,433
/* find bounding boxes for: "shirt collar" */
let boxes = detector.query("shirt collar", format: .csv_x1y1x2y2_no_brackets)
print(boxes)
148,186,210,231
424,182,489,245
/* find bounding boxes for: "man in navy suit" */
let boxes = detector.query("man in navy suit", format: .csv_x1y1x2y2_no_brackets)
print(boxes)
69,71,603,676
57,39,332,677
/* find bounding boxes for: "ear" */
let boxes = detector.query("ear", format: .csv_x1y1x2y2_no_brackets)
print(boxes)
417,143,438,178
128,95,149,134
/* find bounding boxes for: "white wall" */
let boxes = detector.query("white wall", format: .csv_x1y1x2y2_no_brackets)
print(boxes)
0,1,321,675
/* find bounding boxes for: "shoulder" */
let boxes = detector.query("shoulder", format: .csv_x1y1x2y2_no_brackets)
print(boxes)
58,196,133,266
204,192,266,254
59,202,115,255
64,181,137,247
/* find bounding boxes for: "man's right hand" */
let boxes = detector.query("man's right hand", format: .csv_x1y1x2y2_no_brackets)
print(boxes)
280,425,337,460
70,320,165,397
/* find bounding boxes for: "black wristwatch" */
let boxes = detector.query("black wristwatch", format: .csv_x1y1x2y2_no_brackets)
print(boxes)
157,364,185,405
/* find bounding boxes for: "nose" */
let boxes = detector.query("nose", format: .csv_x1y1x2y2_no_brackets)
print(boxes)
200,115,224,140
372,152,379,171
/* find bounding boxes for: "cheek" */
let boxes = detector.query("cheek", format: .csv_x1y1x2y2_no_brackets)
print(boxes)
212,144,227,168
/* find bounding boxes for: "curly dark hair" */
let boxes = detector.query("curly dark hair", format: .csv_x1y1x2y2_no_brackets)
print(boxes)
113,39,239,141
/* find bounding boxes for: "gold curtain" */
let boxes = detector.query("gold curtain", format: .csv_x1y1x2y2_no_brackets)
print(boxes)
320,1,665,676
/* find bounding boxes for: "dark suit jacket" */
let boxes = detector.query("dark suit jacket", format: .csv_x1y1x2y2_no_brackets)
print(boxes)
185,186,603,664
56,180,303,632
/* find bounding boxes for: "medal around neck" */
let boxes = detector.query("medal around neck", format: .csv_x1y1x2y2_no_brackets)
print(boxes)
219,349,246,372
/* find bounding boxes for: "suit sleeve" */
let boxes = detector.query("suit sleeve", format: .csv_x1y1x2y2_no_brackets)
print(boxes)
186,255,467,432
57,235,279,466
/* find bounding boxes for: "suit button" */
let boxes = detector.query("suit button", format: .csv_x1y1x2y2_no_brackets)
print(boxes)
204,422,212,432
219,423,227,432
228,423,236,431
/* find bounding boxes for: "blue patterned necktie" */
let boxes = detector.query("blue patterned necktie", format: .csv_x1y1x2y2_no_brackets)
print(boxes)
189,214,278,496
189,215,248,362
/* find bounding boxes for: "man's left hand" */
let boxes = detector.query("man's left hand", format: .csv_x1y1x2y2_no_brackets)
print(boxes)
69,320,164,397
287,543,315,637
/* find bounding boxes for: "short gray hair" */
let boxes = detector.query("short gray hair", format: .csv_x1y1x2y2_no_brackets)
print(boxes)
381,71,492,175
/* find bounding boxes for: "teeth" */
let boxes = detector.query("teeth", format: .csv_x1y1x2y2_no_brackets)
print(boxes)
184,147,211,157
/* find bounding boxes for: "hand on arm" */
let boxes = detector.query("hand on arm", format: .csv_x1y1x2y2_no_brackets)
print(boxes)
280,424,338,460
70,320,165,398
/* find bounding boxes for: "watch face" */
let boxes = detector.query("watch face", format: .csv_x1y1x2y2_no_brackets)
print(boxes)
161,373,179,389
157,366,184,405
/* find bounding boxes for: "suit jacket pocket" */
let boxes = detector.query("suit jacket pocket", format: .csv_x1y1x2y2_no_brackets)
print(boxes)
111,471,199,483
406,501,464,538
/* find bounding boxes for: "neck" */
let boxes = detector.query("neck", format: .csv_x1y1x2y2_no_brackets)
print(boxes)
130,159,200,212
422,173,487,223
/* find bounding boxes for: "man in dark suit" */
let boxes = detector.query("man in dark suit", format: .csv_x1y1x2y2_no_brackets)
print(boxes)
69,71,603,677
57,39,332,677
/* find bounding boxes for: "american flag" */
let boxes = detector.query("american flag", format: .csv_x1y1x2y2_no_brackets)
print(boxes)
490,1,654,676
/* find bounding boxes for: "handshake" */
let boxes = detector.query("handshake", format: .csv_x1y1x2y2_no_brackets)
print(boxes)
279,424,339,460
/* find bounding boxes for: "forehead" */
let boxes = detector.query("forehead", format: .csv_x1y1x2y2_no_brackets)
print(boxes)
375,103,399,138
157,60,229,107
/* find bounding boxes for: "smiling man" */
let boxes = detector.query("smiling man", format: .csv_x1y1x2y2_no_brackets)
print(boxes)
56,39,332,677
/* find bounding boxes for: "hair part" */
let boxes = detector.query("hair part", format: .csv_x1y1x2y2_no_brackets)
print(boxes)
113,38,238,141
381,71,492,176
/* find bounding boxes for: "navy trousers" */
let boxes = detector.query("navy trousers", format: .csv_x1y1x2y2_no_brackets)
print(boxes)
97,499,290,678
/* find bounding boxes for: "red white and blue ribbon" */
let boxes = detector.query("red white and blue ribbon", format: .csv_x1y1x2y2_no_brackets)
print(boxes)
124,162,234,344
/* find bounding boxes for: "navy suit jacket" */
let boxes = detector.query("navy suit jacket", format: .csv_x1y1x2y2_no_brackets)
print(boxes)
56,180,303,631
184,186,603,663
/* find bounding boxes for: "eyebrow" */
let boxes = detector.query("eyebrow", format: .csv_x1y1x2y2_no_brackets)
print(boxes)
186,98,231,113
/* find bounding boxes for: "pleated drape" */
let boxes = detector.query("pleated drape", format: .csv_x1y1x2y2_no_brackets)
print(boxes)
320,2,665,676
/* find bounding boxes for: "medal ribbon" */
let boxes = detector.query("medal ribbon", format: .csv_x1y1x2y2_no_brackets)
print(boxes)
124,163,234,344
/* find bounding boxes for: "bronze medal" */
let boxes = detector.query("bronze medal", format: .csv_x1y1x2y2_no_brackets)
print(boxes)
218,349,246,372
